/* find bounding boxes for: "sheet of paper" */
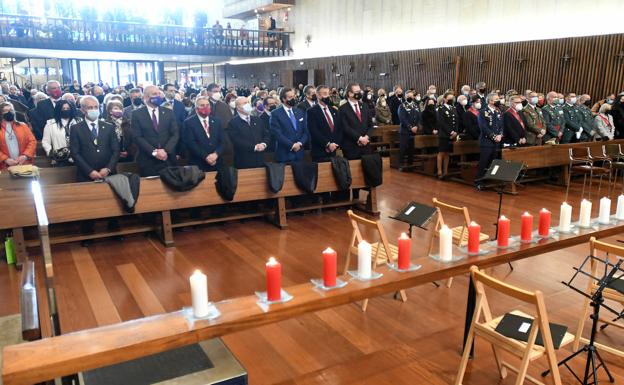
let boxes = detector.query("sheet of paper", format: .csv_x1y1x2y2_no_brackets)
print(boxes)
518,322,531,333
491,165,499,175
405,206,415,215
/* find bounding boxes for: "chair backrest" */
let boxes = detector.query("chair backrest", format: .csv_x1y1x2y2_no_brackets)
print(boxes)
603,144,621,158
570,147,590,161
346,209,393,269
432,197,471,246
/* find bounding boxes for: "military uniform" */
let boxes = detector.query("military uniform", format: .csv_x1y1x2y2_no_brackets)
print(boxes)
522,104,545,145
577,104,596,141
562,103,584,143
436,103,459,152
542,103,565,143
476,106,503,184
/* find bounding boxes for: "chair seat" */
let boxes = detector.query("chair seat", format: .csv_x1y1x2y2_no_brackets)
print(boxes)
610,162,624,169
371,242,398,265
451,226,489,247
571,165,610,175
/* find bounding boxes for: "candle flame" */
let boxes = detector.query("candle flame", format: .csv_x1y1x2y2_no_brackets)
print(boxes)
470,221,478,226
541,208,548,212
267,257,278,265
500,215,507,220
523,212,530,216
399,232,409,239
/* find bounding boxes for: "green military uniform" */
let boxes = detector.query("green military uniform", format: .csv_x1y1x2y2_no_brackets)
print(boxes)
542,103,565,143
522,104,545,145
577,104,596,141
562,103,582,143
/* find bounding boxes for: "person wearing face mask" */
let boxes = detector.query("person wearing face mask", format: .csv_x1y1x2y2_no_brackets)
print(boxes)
611,92,624,139
69,96,119,182
270,87,309,163
206,83,233,127
296,85,317,112
397,90,421,169
591,93,616,116
306,85,342,162
421,97,439,135
338,83,373,160
436,92,459,178
42,100,81,166
541,91,565,143
69,80,84,95
475,82,487,109
475,93,504,190
561,93,583,143
455,95,469,134
576,94,596,141
224,93,238,117
536,93,546,108
462,96,481,140
595,103,615,140
502,95,528,147
31,80,63,140
123,88,143,122
227,96,270,169
375,95,392,125
106,100,134,162
182,96,224,172
259,96,278,152
362,88,376,126
162,83,187,127
131,85,179,176
0,101,35,170
521,91,545,145
460,85,471,98
387,85,404,125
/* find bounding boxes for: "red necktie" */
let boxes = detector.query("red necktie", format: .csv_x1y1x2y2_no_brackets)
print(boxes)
323,107,334,132
354,103,362,122
203,118,210,137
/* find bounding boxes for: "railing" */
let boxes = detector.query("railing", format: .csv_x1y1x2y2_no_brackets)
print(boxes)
0,14,292,57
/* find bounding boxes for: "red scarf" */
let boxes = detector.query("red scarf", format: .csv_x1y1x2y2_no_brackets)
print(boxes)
509,108,525,129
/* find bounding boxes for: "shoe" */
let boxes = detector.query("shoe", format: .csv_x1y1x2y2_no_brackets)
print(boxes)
81,239,93,247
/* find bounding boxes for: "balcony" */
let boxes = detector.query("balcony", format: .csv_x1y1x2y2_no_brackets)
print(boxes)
0,14,292,58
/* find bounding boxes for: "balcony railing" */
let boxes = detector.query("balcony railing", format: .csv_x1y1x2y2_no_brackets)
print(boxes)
0,14,292,57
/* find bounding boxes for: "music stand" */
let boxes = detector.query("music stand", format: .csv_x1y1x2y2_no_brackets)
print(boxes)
390,201,437,238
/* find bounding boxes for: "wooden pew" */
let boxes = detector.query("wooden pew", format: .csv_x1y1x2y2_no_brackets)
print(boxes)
369,124,399,155
0,188,38,267
3,218,624,385
19,259,40,341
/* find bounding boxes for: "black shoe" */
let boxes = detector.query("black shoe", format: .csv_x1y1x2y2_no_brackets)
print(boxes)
81,239,93,247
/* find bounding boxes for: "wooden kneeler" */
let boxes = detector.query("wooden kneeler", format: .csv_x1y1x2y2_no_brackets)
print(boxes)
343,210,407,312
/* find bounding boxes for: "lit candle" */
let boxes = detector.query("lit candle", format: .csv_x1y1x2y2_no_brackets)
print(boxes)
322,247,337,287
497,215,510,247
467,221,480,254
559,202,572,232
599,197,612,224
617,195,624,220
397,232,411,269
520,212,533,242
266,257,282,301
190,270,209,318
439,224,453,262
579,199,592,227
357,241,372,279
538,208,551,237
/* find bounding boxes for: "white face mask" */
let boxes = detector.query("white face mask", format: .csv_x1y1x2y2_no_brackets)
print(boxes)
474,103,482,110
514,103,523,112
229,100,236,109
460,99,468,106
570,97,577,104
381,101,387,107
415,96,421,102
530,96,538,105
500,98,505,105
367,94,372,100
241,103,253,115
211,92,222,101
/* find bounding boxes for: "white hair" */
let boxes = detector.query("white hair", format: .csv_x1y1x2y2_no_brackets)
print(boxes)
80,95,99,108
194,95,210,108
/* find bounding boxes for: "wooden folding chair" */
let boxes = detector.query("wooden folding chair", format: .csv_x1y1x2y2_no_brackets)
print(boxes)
344,209,407,312
429,198,490,287
572,237,624,359
455,266,574,385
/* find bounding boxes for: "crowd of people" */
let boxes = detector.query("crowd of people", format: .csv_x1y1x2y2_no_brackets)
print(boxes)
0,78,623,190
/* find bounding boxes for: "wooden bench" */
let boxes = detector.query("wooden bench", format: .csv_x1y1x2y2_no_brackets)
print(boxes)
369,125,399,156
19,259,40,341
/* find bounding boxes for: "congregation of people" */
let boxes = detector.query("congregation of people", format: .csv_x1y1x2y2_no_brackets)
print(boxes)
0,77,623,191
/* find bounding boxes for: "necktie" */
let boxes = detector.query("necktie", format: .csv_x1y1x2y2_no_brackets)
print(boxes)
323,107,334,132
288,109,298,131
151,109,159,132
90,123,97,140
203,118,210,137
354,103,362,122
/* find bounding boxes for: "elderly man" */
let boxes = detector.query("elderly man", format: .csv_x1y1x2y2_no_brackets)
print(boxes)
205,83,232,127
227,96,270,169
32,80,62,139
577,94,596,141
542,91,565,143
131,85,179,176
502,95,528,147
182,96,223,171
522,91,546,145
7,85,27,106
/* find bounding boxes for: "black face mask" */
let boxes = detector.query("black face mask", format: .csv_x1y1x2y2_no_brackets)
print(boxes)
396,92,403,98
321,97,331,105
353,92,362,100
494,100,501,107
479,88,486,94
286,98,297,107
311,94,317,101
96,95,105,103
406,97,414,103
60,110,72,119
426,104,435,110
584,100,592,107
132,98,142,106
331,90,337,95
521,100,528,107
268,105,277,111
3,111,14,122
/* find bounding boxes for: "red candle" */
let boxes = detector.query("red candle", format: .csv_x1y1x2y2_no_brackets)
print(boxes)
322,247,337,287
467,221,481,254
266,257,281,301
538,208,551,237
397,232,411,269
521,212,533,242
497,216,510,247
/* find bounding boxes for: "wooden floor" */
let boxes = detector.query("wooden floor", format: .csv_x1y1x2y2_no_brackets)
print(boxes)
2,170,624,384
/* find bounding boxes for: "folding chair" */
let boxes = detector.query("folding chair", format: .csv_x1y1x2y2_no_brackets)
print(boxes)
455,266,574,385
566,147,611,201
603,144,624,194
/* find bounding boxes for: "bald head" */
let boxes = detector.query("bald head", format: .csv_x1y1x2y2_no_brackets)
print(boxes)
143,85,161,107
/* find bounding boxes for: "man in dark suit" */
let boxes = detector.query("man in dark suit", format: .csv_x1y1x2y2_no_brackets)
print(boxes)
131,85,180,177
270,87,309,163
386,85,404,124
503,95,528,146
162,83,187,127
31,80,63,139
122,88,143,122
181,96,224,172
296,85,316,112
8,85,28,106
228,96,271,169
69,95,120,182
259,96,278,152
205,83,232,128
307,85,341,162
338,83,373,160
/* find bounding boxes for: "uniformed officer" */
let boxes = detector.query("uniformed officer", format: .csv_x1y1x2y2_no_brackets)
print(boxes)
577,94,596,141
562,93,584,143
475,92,503,190
522,91,546,145
542,91,565,144
437,91,459,179
397,90,421,169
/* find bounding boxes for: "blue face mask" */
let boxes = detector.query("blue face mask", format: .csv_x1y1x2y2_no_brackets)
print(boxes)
149,96,163,106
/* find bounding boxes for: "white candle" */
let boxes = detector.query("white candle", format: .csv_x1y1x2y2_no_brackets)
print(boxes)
599,197,611,224
190,270,209,318
357,240,372,279
439,224,453,262
579,199,592,227
616,195,624,220
559,202,572,232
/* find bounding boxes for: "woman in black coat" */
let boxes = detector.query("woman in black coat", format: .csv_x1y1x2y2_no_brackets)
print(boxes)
612,93,624,139
421,97,438,135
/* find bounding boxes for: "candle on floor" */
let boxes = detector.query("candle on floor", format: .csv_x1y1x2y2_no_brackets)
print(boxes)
617,195,624,220
357,241,372,279
579,199,592,227
266,257,282,301
559,202,572,232
190,270,209,318
397,232,411,269
521,212,533,242
439,224,453,262
467,221,480,254
497,216,510,247
599,197,611,224
322,247,337,287
538,208,551,237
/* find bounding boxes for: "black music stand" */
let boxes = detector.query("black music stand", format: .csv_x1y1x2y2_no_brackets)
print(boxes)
390,201,437,238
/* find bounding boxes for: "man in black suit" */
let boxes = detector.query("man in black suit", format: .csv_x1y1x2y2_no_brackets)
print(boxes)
503,95,528,146
122,88,143,122
296,85,316,112
307,85,341,162
182,96,224,172
131,85,179,176
70,95,120,182
228,96,271,169
162,83,187,127
259,96,278,152
205,83,232,128
31,80,63,139
338,83,373,160
386,85,404,124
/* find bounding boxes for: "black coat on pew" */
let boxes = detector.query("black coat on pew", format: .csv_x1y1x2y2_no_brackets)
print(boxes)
227,114,270,169
70,119,120,182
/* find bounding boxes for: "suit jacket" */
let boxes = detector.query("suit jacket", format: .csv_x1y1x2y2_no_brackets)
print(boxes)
296,99,315,113
398,103,421,136
502,110,528,146
32,98,56,139
478,107,503,148
387,95,402,124
338,101,373,160
182,114,224,172
462,108,480,140
69,119,120,182
307,104,342,162
228,114,270,169
270,106,309,163
436,104,459,139
131,106,179,176
259,111,275,152
162,99,187,127
209,99,233,128
122,105,141,122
